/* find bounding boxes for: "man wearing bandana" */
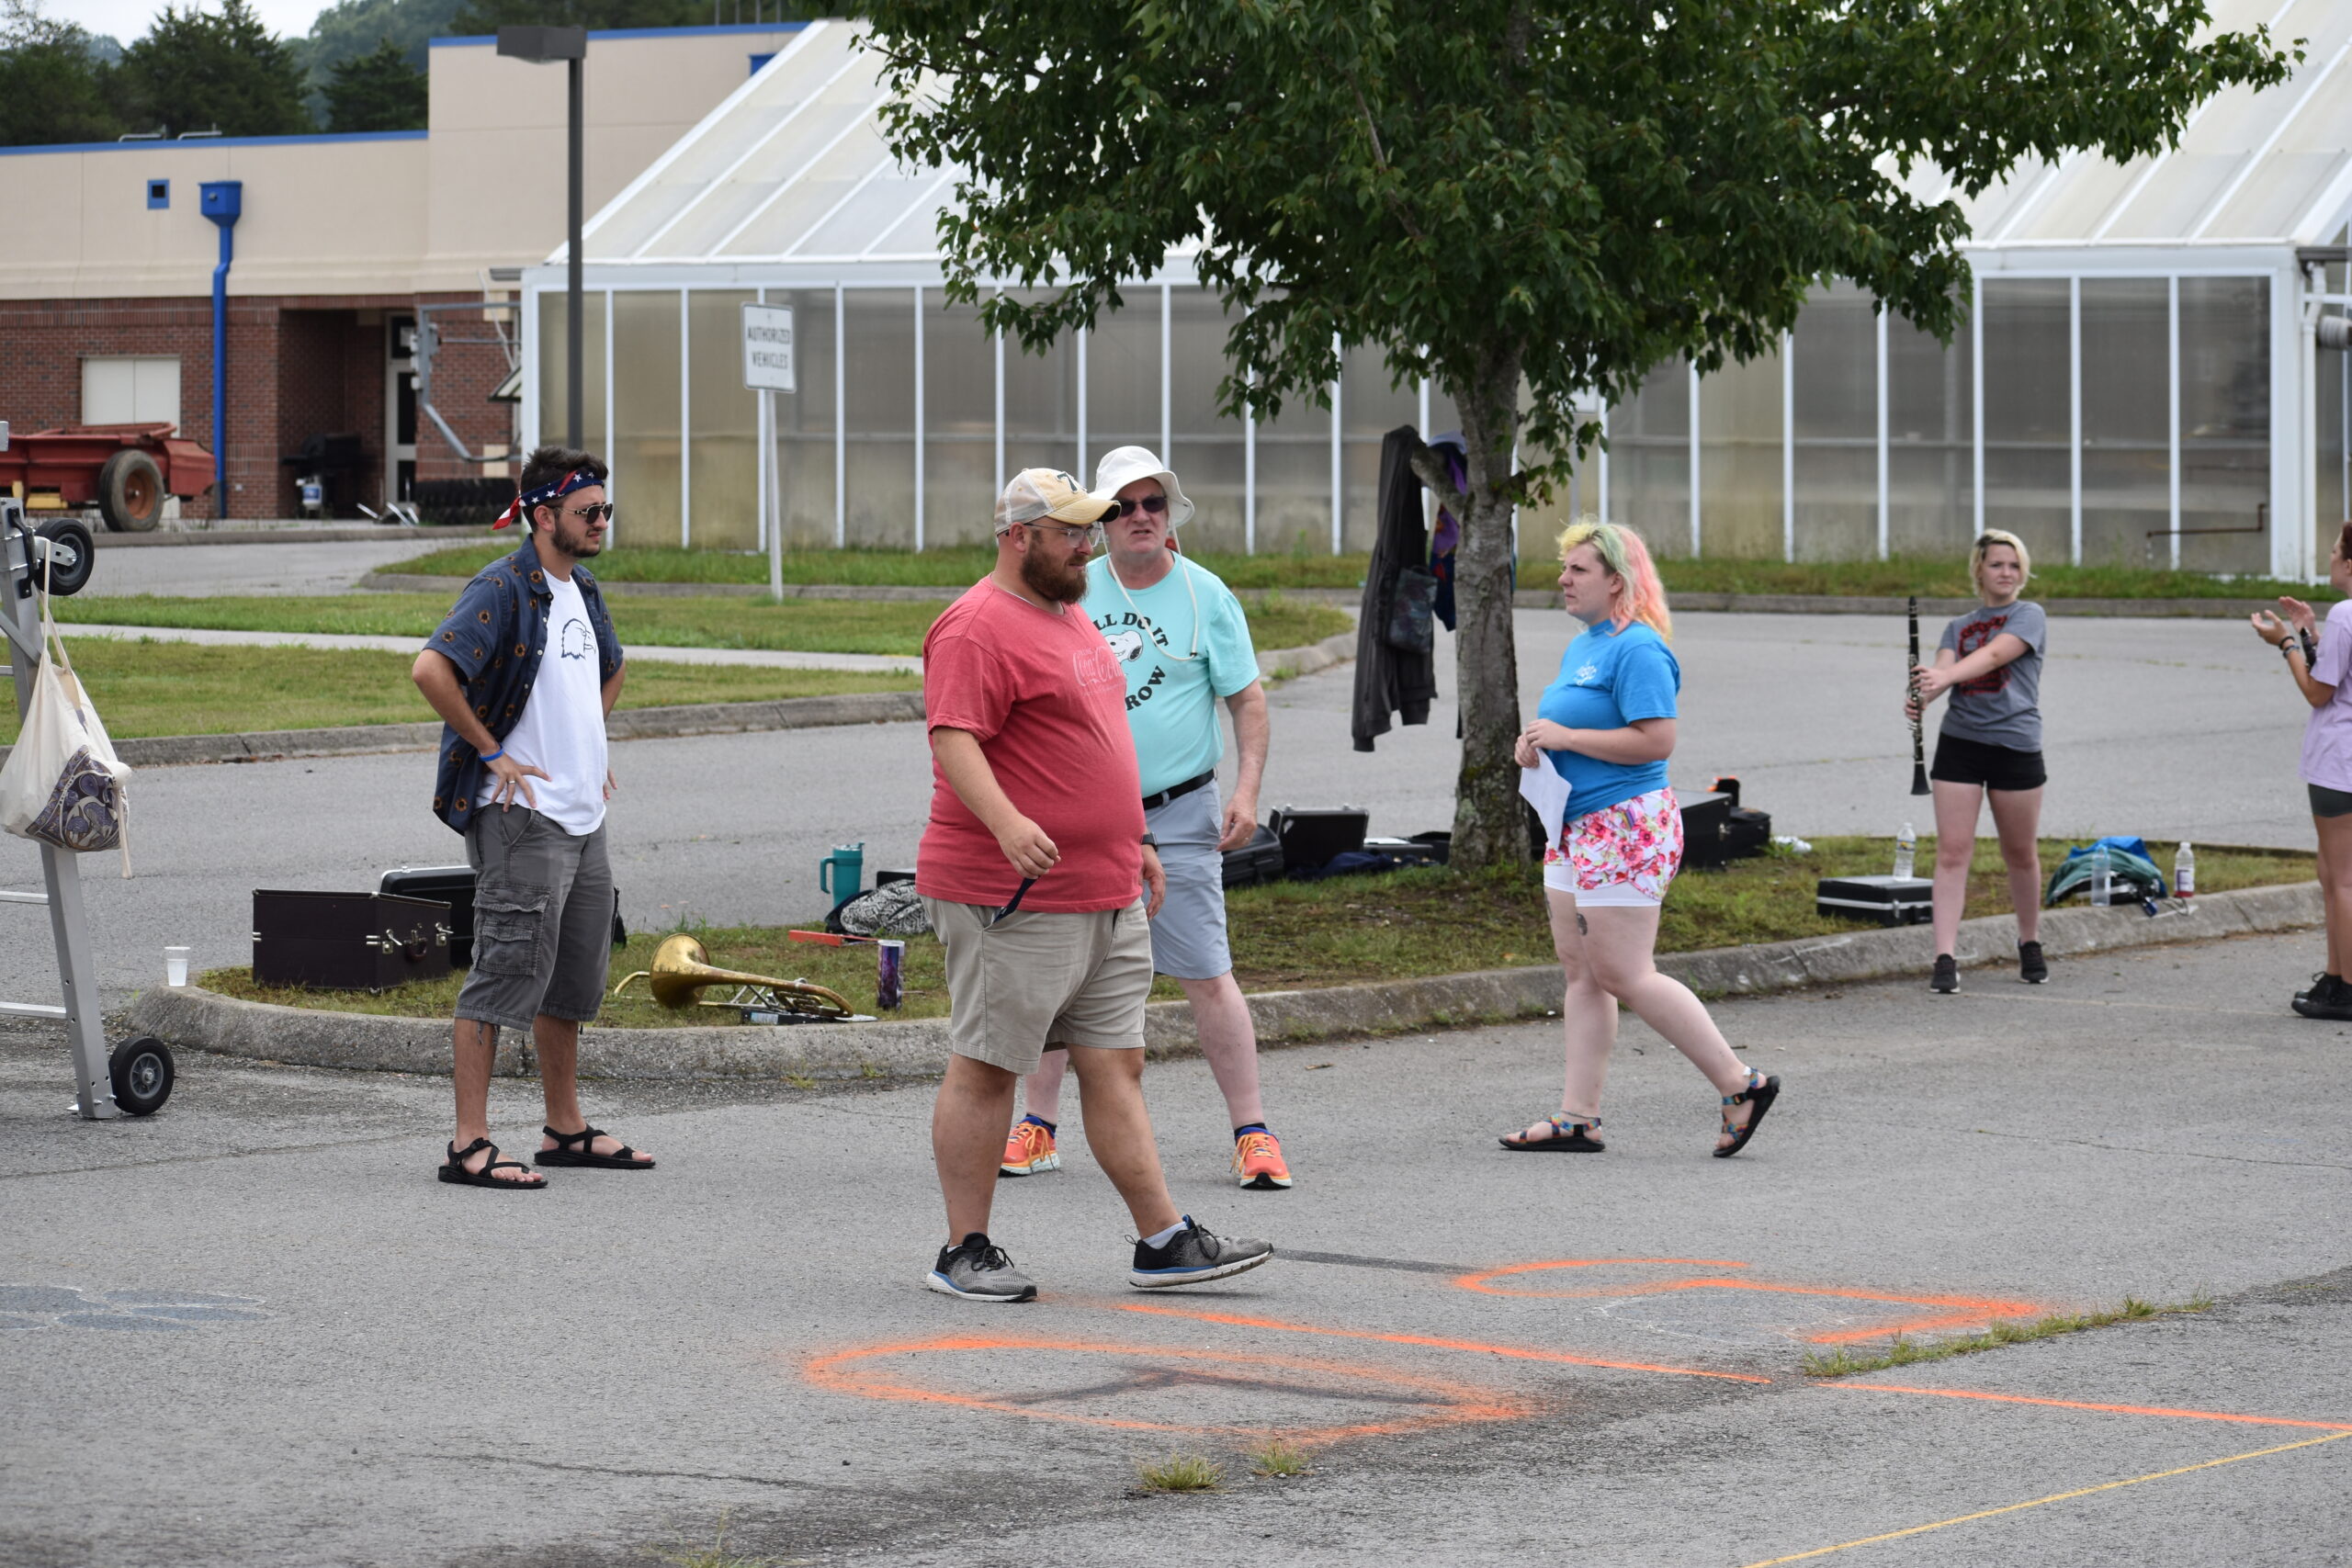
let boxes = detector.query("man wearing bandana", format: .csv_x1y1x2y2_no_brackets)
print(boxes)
411,446,643,1190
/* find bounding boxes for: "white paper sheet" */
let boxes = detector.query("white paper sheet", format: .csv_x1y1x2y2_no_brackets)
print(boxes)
1518,761,1572,852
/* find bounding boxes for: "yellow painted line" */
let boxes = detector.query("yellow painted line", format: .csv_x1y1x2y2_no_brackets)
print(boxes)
1739,1429,2352,1567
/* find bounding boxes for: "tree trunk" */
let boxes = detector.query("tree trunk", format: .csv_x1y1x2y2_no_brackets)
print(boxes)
1435,347,1528,872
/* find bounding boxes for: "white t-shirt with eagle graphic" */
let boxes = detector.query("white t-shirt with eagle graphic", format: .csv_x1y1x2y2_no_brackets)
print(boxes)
497,570,609,834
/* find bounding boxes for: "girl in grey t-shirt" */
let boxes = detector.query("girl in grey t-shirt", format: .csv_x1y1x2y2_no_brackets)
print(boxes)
1905,529,2048,994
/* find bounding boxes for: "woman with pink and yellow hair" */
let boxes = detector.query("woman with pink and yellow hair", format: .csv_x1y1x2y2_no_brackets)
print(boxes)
1503,519,1781,1158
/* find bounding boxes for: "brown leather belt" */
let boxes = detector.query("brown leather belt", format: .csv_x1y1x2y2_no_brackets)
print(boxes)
1140,770,1216,811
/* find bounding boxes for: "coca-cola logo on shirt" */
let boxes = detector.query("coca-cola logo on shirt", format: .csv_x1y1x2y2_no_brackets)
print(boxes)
1073,643,1123,690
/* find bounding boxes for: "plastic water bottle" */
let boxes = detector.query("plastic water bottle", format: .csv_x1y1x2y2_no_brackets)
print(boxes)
2174,840,2195,901
1894,822,1916,880
2089,842,2112,908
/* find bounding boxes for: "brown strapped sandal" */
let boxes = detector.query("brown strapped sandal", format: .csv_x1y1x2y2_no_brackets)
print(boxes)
534,1124,655,1170
437,1137,547,1189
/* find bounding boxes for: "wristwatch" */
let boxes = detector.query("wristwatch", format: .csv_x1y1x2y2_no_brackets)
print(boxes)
1139,833,1159,849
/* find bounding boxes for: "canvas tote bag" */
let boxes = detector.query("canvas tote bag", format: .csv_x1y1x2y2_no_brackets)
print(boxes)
0,574,130,874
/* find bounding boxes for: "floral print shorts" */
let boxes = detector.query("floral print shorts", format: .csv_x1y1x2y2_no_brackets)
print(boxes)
1541,785,1682,906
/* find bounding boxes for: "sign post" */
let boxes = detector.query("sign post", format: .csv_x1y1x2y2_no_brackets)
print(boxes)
741,302,797,600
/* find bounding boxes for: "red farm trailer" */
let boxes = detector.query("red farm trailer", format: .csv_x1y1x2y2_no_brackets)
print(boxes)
0,423,216,532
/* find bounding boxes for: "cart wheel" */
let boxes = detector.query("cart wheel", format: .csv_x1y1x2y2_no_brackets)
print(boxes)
108,1035,174,1116
96,449,164,532
33,519,95,595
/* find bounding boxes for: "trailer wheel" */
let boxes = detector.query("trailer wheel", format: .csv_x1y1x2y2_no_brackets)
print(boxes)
108,1036,175,1116
33,520,94,595
96,449,164,532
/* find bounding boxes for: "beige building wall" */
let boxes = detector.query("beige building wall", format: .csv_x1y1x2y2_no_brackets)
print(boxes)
0,24,802,302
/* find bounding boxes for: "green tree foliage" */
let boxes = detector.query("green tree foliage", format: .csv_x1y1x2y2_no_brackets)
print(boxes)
858,0,2296,867
0,0,120,145
297,0,467,113
116,0,313,139
324,34,427,130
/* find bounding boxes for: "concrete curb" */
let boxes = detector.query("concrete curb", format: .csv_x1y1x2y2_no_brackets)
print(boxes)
102,528,473,548
359,572,955,601
0,691,929,770
364,572,2305,620
127,880,2323,1082
11,628,1343,770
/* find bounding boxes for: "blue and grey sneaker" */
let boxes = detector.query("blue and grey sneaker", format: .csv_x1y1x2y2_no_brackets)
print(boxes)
1128,1218,1273,1290
926,1234,1038,1303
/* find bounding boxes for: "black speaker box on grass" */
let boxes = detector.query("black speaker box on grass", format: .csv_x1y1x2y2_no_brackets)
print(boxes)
254,890,453,991
1815,874,1935,927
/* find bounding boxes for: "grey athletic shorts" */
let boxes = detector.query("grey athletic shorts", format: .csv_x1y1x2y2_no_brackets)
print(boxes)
1145,782,1233,980
453,807,614,1032
922,894,1154,1075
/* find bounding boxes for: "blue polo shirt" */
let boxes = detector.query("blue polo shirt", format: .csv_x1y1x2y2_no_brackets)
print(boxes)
1537,619,1679,818
421,534,624,834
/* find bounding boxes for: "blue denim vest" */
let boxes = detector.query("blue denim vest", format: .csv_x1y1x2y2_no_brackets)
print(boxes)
424,534,623,834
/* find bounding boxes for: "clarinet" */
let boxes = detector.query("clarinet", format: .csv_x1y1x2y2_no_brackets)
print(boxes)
1908,596,1930,796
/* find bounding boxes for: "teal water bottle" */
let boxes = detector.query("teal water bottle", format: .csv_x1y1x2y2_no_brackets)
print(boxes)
820,842,865,908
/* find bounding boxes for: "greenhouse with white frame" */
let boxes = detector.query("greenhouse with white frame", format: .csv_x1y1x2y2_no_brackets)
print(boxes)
524,3,2352,577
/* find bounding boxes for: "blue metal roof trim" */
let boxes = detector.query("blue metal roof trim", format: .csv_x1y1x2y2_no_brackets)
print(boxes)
432,22,807,46
0,130,428,157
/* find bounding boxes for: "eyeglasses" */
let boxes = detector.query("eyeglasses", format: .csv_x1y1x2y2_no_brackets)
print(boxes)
563,502,616,524
1018,521,1104,547
1114,494,1169,518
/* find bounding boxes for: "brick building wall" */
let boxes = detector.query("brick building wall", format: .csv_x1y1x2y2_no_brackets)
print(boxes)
0,293,515,520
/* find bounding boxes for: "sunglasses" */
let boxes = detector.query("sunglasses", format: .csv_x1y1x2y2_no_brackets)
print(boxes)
1114,494,1170,518
562,502,617,524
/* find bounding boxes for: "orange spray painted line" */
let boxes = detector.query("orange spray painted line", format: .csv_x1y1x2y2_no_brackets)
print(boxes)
1117,1301,1774,1384
1825,1382,2352,1431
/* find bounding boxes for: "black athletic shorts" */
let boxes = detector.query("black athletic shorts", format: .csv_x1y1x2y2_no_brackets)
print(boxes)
2310,784,2352,818
1930,732,2046,792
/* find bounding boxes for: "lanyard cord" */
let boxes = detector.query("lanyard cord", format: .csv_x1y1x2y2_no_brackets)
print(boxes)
1102,553,1202,661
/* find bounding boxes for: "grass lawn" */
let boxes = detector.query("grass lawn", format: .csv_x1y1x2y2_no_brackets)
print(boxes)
387,542,2327,603
390,541,1375,592
197,836,2312,1027
0,642,918,743
59,592,1351,660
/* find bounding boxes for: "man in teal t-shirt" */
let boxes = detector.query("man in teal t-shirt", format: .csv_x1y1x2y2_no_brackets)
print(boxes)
995,446,1293,1192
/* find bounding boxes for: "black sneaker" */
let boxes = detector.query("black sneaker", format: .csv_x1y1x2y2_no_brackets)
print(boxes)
2018,942,2048,985
2291,974,2352,1021
1929,953,1960,994
926,1234,1038,1303
1128,1218,1273,1290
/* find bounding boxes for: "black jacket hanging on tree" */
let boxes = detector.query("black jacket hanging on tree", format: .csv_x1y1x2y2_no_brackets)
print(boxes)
1351,425,1441,751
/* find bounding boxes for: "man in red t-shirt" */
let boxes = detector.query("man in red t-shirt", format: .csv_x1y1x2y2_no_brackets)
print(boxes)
917,468,1275,1303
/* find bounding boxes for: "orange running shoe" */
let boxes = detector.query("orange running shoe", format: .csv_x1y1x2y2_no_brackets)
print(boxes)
1000,1117,1060,1178
1232,1130,1293,1190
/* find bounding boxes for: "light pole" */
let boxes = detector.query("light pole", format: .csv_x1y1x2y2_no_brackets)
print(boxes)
498,25,587,449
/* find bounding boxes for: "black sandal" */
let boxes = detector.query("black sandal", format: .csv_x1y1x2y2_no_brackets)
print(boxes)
438,1137,547,1189
534,1124,654,1170
1499,1112,1606,1153
1713,1073,1781,1159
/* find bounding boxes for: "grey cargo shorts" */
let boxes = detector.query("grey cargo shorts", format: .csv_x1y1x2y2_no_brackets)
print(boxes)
453,807,614,1032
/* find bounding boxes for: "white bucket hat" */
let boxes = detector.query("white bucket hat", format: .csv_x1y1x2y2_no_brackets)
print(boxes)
1091,446,1195,528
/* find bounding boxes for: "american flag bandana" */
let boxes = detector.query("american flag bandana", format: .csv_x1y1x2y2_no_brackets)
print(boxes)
492,468,599,530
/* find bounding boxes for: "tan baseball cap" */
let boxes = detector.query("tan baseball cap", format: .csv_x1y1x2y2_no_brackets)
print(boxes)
993,468,1117,534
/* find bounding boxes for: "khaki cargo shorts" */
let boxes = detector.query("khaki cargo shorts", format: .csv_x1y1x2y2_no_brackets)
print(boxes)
922,895,1154,1075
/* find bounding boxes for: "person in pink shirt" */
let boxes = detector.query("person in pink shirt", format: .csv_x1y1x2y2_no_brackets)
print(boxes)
2252,521,2352,1020
914,469,1275,1303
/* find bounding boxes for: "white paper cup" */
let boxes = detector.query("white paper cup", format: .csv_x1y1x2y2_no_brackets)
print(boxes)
164,946,190,987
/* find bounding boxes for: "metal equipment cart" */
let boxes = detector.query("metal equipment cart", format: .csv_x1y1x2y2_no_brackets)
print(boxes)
0,489,175,1118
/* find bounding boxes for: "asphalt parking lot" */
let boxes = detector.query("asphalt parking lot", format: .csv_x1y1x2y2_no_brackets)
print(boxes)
4,928,2346,1567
